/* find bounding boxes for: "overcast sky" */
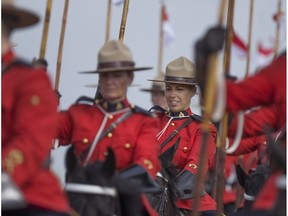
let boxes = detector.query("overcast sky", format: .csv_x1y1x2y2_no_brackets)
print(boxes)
11,0,286,183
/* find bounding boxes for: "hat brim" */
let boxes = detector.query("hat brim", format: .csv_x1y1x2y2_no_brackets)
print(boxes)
148,79,198,85
85,84,141,88
79,66,153,74
3,6,39,28
140,88,165,92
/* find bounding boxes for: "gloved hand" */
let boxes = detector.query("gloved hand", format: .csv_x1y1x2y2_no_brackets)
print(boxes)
195,26,226,55
119,164,160,193
170,170,205,200
194,26,226,98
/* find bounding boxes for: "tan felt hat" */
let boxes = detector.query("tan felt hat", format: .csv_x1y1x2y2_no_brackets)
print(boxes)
80,40,152,74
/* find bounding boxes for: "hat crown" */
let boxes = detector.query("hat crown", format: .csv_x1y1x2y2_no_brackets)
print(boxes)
152,72,165,89
2,0,14,6
165,56,196,79
98,40,133,63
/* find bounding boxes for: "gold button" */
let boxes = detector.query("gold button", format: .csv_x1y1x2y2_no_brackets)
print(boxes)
104,151,108,156
188,163,198,169
108,115,113,119
183,146,188,152
144,159,153,170
171,122,175,126
124,143,131,149
263,141,267,145
82,138,89,144
30,95,40,106
107,132,113,138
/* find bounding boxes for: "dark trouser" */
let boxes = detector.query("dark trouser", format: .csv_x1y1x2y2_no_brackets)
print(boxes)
179,208,217,216
246,210,273,216
2,205,70,216
224,202,237,216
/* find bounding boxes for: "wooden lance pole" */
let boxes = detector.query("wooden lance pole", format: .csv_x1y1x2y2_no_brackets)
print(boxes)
213,1,235,215
244,0,254,79
105,0,112,42
39,0,53,59
274,0,282,59
118,0,130,43
157,1,165,75
55,0,70,91
191,1,227,216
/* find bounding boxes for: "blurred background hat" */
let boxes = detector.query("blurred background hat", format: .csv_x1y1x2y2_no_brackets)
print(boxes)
149,56,198,85
2,0,39,28
80,40,152,73
141,71,165,92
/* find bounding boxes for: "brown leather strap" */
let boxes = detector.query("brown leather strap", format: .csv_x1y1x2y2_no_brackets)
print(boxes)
160,117,193,150
79,109,134,162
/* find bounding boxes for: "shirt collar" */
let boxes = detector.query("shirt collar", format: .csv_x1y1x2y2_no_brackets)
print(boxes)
95,98,130,112
166,108,192,118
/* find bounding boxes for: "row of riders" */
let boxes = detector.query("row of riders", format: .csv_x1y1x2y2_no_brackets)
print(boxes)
2,1,286,216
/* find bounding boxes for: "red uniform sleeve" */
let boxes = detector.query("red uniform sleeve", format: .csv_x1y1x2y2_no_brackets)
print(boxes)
2,69,58,187
226,55,285,112
227,135,267,156
56,109,74,146
132,116,161,177
184,123,217,175
228,105,278,138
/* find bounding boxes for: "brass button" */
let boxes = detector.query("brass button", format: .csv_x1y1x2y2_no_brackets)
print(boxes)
183,146,188,152
108,115,114,119
124,143,131,149
107,132,113,138
82,138,89,144
30,95,40,106
263,141,267,145
188,163,198,169
104,151,108,156
144,159,153,170
171,122,175,126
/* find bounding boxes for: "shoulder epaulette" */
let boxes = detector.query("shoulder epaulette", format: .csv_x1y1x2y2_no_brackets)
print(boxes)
75,96,95,105
13,59,31,67
3,59,32,74
131,105,157,117
190,113,203,122
149,105,167,114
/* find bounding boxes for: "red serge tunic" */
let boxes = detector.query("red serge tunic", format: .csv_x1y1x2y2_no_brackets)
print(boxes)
157,108,217,211
2,50,71,213
225,54,286,210
57,98,161,215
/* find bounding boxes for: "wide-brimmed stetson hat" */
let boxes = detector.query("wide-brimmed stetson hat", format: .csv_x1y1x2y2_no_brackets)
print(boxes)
80,40,152,73
149,56,198,85
2,0,39,28
141,71,165,92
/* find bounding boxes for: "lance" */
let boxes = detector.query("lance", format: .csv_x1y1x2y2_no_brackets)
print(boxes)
157,1,165,75
55,0,70,91
191,1,227,216
231,0,255,210
244,0,254,79
94,0,131,101
211,1,235,215
94,0,113,101
105,0,112,42
39,0,53,59
274,0,282,59
118,0,130,43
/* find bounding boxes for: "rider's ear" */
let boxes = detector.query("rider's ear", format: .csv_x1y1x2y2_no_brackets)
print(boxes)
236,164,248,188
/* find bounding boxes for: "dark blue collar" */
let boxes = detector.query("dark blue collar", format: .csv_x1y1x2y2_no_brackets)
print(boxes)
96,99,128,112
